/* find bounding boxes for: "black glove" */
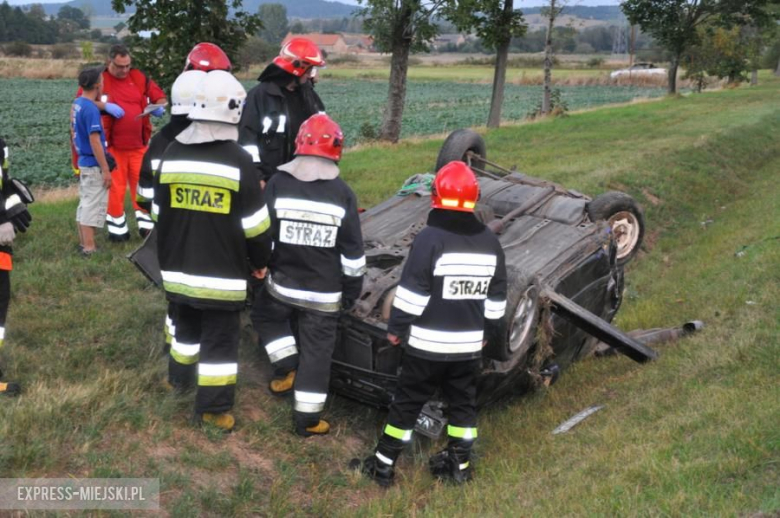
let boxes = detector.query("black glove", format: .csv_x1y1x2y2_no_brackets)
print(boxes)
4,178,34,233
106,152,117,172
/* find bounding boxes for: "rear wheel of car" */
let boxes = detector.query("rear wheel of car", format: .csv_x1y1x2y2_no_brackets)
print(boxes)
435,129,487,172
508,285,539,356
587,192,645,265
484,266,539,362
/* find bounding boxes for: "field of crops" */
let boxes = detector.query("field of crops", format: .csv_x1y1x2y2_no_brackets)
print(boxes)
0,77,668,185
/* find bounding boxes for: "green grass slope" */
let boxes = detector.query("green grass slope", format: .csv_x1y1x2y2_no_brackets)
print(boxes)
1,81,778,516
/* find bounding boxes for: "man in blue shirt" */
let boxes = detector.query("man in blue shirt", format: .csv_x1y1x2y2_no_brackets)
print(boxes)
71,67,112,256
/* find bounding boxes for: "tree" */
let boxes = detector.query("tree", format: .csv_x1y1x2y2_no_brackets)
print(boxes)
289,21,305,34
443,0,526,128
111,0,262,91
114,21,126,33
622,0,777,94
236,36,275,77
541,0,566,115
357,0,445,142
58,6,90,30
258,3,288,46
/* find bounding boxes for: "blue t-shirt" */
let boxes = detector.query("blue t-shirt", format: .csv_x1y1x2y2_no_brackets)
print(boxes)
71,97,106,168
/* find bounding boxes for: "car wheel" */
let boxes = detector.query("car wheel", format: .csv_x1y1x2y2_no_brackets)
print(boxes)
435,129,487,172
508,285,539,357
484,265,540,362
587,192,645,265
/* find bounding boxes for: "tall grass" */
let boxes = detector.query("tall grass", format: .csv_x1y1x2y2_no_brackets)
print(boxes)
0,79,777,515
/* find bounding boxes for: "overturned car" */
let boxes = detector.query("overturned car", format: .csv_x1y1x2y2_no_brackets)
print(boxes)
130,128,656,436
329,129,656,434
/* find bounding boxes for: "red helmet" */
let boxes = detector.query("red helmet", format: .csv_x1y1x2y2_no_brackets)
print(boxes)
273,37,326,77
295,114,343,162
185,42,232,72
432,161,480,212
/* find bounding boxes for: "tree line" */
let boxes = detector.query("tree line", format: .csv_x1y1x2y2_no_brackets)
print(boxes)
13,0,775,145
0,1,123,55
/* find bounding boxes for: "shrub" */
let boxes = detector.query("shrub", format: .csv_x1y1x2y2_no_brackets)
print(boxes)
51,43,78,60
526,88,569,119
586,57,605,68
4,41,33,57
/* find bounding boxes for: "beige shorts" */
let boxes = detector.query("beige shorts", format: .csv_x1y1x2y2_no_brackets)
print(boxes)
76,166,109,227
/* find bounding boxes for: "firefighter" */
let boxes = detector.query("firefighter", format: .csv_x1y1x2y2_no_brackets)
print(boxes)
238,37,326,184
151,70,272,432
136,69,206,355
0,139,33,396
356,162,508,486
137,43,232,355
184,42,233,72
252,114,365,437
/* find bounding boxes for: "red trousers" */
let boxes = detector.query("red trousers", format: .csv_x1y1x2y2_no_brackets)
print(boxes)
107,147,146,218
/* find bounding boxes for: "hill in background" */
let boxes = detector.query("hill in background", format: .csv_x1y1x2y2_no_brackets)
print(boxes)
33,0,357,19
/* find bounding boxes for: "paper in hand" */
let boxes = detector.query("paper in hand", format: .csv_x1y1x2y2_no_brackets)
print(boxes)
136,102,168,119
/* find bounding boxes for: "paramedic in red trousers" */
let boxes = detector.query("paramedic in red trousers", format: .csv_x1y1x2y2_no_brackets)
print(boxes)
77,44,167,241
0,139,32,397
238,37,326,185
252,114,365,437
136,43,232,355
356,161,508,486
151,70,272,432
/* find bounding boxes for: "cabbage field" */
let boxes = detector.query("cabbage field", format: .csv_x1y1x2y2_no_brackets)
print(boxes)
0,77,669,185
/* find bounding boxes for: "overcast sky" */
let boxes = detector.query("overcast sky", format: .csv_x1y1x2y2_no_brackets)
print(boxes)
7,0,622,6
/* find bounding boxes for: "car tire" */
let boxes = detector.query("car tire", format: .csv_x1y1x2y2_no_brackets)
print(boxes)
587,191,645,265
435,129,487,172
484,268,539,362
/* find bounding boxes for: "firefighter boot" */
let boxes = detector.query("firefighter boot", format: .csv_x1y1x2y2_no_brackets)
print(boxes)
355,455,395,488
429,444,473,484
199,412,235,432
0,381,21,397
269,370,295,396
295,419,330,437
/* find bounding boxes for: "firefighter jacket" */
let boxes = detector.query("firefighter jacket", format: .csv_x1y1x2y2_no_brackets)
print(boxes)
263,170,365,313
136,115,191,213
238,65,324,182
152,139,272,311
388,209,508,362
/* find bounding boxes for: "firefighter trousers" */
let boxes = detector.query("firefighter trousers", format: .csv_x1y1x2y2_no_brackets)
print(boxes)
253,288,339,428
168,303,240,415
106,147,147,238
376,354,480,466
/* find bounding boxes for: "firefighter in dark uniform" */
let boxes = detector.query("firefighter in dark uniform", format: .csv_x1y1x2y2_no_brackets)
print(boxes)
238,37,326,184
151,71,272,432
357,161,508,485
137,44,233,356
136,69,206,355
252,114,365,437
0,139,33,396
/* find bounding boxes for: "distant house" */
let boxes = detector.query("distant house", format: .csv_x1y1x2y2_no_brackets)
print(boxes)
282,33,349,54
341,33,375,53
432,34,467,50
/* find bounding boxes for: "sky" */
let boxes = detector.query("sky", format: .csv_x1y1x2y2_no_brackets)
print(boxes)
6,0,623,5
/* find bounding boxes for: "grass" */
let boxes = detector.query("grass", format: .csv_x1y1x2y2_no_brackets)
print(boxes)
0,78,778,515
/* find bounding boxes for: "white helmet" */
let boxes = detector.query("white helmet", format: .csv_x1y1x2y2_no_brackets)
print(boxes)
171,70,206,115
188,70,246,125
